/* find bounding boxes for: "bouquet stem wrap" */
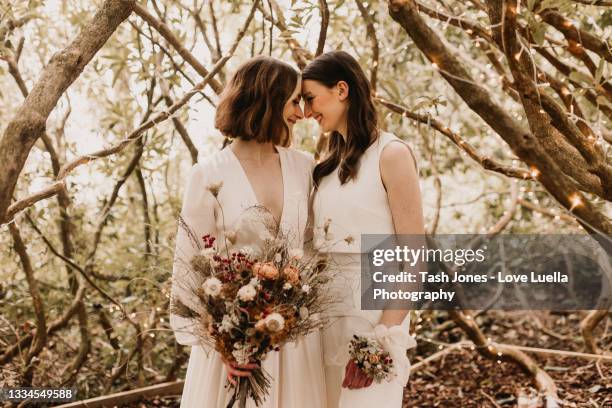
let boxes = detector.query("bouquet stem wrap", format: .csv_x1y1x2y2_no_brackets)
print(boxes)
226,368,271,408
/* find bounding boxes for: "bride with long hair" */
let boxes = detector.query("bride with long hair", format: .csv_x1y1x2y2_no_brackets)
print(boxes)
303,50,423,408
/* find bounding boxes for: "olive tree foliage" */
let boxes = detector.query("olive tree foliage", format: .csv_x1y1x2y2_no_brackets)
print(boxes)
0,0,609,398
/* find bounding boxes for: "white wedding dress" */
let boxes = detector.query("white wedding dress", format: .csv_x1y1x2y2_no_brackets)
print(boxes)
312,132,418,408
170,146,327,408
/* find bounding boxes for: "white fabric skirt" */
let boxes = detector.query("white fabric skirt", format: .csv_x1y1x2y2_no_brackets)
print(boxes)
180,330,327,407
321,252,412,408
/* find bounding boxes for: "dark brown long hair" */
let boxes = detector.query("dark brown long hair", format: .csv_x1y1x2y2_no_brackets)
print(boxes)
302,51,378,187
215,56,298,147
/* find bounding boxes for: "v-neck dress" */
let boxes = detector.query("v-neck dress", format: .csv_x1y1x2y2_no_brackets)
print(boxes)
170,146,326,407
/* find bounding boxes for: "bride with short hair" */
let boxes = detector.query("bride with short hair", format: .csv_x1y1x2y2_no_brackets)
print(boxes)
171,56,327,408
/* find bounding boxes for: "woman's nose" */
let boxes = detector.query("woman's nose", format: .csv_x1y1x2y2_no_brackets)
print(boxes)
304,105,312,118
295,105,304,119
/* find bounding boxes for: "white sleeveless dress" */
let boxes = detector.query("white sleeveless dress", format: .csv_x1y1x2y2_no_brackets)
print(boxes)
170,146,327,407
312,132,418,408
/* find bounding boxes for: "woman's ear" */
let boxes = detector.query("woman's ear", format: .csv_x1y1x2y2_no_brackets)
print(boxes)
336,81,349,101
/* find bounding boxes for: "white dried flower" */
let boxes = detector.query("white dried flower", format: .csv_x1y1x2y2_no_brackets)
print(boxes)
241,246,254,257
265,313,285,332
237,284,257,302
255,318,266,331
249,277,260,287
199,247,215,257
219,314,236,333
299,306,309,319
301,284,311,294
202,277,222,297
224,229,237,245
288,248,304,260
274,252,282,263
232,343,252,365
283,282,292,290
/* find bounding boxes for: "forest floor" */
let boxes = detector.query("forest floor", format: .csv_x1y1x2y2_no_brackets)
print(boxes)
406,310,611,407
117,311,611,407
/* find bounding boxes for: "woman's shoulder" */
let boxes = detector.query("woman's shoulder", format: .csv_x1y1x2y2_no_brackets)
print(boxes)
377,131,419,172
377,131,404,146
196,147,233,171
184,148,233,186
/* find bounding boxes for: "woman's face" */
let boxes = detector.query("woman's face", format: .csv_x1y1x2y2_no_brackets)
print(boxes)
302,79,348,133
283,78,304,136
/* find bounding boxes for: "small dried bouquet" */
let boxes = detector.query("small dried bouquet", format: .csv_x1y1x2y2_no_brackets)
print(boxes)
348,334,395,383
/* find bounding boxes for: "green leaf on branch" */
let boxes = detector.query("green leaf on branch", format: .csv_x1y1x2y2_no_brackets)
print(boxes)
568,71,593,85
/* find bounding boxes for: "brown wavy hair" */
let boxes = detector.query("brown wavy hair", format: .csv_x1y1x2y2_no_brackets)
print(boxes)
215,56,298,147
302,51,378,187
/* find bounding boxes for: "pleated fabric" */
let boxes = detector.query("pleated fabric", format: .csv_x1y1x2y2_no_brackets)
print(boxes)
180,331,327,408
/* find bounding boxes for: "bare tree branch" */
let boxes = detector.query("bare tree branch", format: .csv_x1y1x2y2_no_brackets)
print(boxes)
94,304,120,350
0,0,259,225
0,0,135,224
8,222,47,385
135,165,153,258
415,1,494,43
129,20,199,89
487,180,519,235
538,8,612,63
517,198,576,223
446,310,559,403
132,2,223,94
0,15,36,43
535,46,612,114
580,309,609,354
570,0,612,5
387,0,612,238
25,214,125,312
0,284,86,366
376,97,535,180
421,130,442,235
2,54,29,97
3,51,93,386
208,0,223,60
6,181,66,222
157,69,199,164
316,0,329,57
258,0,313,69
355,0,379,91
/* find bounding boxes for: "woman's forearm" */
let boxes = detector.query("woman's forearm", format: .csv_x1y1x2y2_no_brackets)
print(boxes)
378,309,409,327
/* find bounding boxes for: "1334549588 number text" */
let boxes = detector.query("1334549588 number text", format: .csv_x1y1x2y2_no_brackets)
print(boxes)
0,387,76,403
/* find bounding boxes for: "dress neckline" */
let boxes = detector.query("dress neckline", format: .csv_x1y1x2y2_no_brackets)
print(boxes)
226,146,287,231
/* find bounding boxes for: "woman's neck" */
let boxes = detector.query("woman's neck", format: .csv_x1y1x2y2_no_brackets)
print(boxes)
335,116,349,142
230,139,278,163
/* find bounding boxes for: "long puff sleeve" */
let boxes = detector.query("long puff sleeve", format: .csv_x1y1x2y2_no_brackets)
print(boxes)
170,163,217,346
